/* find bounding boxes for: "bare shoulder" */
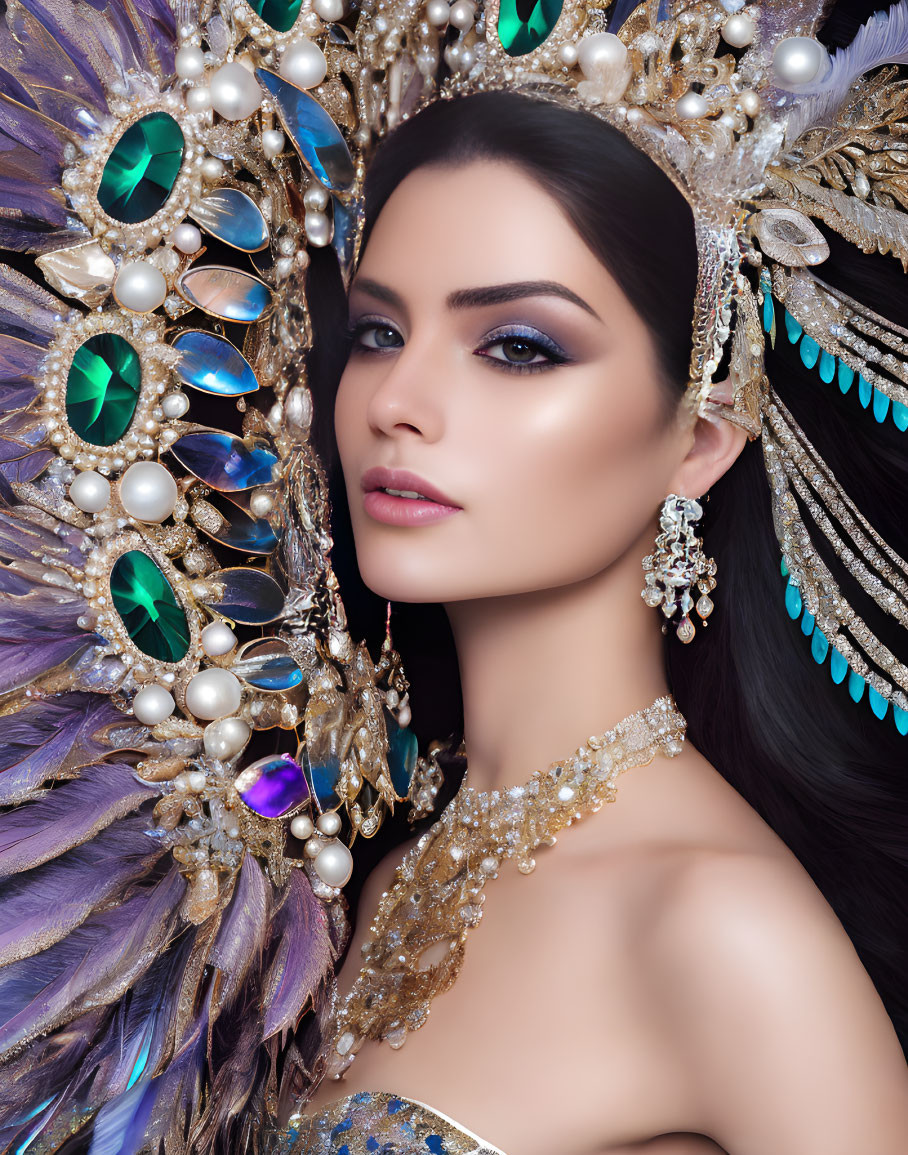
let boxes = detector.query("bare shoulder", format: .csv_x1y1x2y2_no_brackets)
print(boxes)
636,839,908,1154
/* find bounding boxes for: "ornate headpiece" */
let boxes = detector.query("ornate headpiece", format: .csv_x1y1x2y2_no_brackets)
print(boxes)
0,0,906,1148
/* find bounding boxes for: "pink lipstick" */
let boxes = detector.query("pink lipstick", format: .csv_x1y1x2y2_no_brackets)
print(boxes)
360,466,462,526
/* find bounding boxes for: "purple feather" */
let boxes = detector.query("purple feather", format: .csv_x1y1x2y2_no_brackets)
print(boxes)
210,852,271,1002
0,582,98,695
0,506,90,565
0,264,66,344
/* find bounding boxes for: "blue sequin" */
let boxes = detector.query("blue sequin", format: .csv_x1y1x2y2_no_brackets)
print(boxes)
858,374,872,408
425,1137,446,1154
818,349,835,383
799,334,820,370
829,648,848,685
784,310,802,343
837,360,854,394
872,388,890,423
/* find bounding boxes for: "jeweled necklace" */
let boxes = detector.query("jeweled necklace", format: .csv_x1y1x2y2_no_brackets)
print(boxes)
319,694,687,1082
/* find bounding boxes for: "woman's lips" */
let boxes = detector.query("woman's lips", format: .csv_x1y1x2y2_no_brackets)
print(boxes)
360,466,462,526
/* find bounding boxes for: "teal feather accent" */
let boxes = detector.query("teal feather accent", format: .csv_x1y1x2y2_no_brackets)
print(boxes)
893,401,908,431
800,608,815,636
838,360,855,394
858,374,872,408
818,349,836,383
872,388,891,422
780,555,789,578
785,580,802,619
784,310,803,343
761,288,776,347
868,685,889,720
811,626,829,664
799,334,820,369
829,648,848,684
848,669,866,702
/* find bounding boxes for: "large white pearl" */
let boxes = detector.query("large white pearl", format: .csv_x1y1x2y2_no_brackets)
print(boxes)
185,86,212,114
721,11,755,48
676,90,709,119
449,0,474,31
210,61,262,121
175,44,206,80
201,620,237,657
119,461,178,522
303,184,329,212
290,813,314,839
280,37,327,89
772,36,828,86
185,668,243,720
305,210,331,247
114,261,167,313
161,391,190,419
577,32,627,81
169,222,202,254
133,684,176,725
261,129,285,159
316,810,342,836
314,838,354,887
313,0,344,21
70,470,110,513
426,0,450,26
203,715,251,759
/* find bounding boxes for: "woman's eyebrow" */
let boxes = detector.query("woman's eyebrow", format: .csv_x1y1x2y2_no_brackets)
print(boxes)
349,277,601,321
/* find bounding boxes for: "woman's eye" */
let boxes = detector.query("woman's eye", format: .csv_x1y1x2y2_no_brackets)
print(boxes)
346,320,403,351
477,331,569,373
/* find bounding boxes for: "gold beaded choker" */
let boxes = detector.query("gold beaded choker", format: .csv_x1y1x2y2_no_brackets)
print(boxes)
320,694,687,1082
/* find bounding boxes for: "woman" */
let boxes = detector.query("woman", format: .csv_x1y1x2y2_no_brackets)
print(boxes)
296,82,908,1155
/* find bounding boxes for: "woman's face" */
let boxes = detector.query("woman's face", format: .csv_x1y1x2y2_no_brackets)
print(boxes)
334,159,695,604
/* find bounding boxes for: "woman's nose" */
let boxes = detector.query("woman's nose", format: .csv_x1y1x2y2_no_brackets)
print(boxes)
364,333,446,443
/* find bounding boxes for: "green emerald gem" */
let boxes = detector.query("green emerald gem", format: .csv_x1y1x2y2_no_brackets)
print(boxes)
110,550,190,663
97,112,185,224
247,0,303,33
67,333,142,446
497,0,563,56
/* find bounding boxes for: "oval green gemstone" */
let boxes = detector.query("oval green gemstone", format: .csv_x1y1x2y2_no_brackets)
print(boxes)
497,0,563,56
248,0,302,32
110,550,190,663
97,112,185,224
66,333,141,446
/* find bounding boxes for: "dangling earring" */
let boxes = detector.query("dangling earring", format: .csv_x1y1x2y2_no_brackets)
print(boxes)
641,494,717,643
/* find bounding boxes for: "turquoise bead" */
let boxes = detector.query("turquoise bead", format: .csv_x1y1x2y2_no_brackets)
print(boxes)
893,401,908,432
837,360,854,394
893,705,908,736
784,311,802,343
858,374,872,408
762,291,775,339
848,669,865,703
800,609,815,636
810,627,829,664
829,648,848,685
867,685,888,720
818,349,835,383
780,555,789,577
799,335,820,370
784,580,802,620
872,389,890,423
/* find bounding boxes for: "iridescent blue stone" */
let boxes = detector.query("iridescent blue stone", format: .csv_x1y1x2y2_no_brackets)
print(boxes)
234,639,303,691
171,431,277,491
255,69,355,193
172,330,260,396
189,189,270,252
235,754,310,818
386,711,418,799
195,492,279,554
305,751,341,807
202,567,286,624
332,195,357,279
177,266,272,323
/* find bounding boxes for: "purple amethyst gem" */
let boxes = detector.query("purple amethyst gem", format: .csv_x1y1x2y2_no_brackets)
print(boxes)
235,754,310,818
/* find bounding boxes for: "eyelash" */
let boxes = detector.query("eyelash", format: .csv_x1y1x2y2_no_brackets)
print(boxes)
342,319,571,374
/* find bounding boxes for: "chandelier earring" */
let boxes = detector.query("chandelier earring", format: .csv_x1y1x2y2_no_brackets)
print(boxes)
642,494,718,644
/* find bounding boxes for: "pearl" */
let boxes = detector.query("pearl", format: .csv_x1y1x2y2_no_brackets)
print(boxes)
314,838,353,886
69,470,110,513
772,36,828,86
261,128,285,159
169,222,202,253
280,37,327,89
185,667,243,720
175,44,206,79
201,620,237,657
161,391,190,419
185,86,212,114
558,42,579,67
210,61,262,121
398,702,411,727
303,184,329,212
449,0,474,31
739,88,760,116
201,156,225,180
114,261,167,313
304,210,331,247
577,32,627,81
316,810,342,836
249,490,273,517
203,715,251,759
459,46,475,71
133,684,176,725
721,11,755,48
304,836,322,859
290,813,315,839
443,43,461,70
313,0,344,21
676,90,709,119
426,0,450,26
118,461,178,522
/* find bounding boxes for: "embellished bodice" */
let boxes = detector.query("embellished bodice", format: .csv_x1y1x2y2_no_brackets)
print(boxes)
283,1090,505,1154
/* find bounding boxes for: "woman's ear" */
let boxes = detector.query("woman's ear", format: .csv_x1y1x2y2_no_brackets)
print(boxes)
666,380,749,499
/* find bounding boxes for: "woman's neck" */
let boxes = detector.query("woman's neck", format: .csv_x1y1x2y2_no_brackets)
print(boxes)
444,525,670,793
